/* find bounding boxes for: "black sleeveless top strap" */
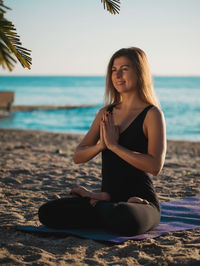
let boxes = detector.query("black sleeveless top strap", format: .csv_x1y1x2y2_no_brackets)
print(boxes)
101,105,160,210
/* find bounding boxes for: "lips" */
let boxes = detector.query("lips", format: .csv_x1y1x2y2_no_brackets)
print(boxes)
116,81,125,85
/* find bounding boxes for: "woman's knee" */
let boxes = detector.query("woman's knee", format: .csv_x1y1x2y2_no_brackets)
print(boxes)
38,199,59,225
38,202,50,225
109,202,158,236
111,203,139,233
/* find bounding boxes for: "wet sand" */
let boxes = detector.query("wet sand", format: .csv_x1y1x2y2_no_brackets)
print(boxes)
0,128,199,265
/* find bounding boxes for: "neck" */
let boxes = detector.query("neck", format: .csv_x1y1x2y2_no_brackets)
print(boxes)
119,91,145,110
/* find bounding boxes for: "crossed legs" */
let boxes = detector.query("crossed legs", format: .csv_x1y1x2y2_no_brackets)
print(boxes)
38,197,160,236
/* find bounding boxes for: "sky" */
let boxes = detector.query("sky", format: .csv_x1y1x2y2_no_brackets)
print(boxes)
1,0,200,76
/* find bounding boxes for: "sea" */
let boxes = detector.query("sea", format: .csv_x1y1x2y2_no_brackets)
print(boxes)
0,76,200,141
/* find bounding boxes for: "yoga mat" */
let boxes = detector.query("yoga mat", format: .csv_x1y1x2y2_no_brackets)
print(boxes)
16,196,200,244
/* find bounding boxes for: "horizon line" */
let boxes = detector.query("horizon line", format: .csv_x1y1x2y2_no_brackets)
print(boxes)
1,74,200,78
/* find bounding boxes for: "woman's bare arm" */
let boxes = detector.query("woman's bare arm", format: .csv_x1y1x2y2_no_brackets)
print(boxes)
102,107,166,176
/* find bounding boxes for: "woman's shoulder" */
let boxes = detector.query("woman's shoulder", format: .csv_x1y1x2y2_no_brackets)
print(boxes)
146,105,165,123
148,105,163,115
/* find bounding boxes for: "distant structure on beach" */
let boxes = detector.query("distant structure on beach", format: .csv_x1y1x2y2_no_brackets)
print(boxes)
0,91,14,111
0,91,14,119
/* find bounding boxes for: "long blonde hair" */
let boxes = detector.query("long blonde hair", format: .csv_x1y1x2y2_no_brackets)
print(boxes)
104,47,160,108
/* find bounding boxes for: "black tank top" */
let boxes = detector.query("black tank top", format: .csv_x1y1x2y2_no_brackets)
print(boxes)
101,105,160,210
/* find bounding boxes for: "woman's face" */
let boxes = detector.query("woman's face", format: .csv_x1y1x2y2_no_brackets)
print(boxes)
111,56,138,94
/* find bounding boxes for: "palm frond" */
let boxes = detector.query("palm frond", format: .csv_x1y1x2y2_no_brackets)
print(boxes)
0,40,16,71
101,0,120,15
0,0,10,14
0,0,32,71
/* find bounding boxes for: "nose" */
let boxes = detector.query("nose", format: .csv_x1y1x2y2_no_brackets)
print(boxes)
116,69,122,78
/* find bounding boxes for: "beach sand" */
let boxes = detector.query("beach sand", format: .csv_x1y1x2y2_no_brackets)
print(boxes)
0,128,199,265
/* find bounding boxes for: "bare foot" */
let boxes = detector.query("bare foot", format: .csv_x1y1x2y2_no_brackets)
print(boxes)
70,186,91,198
127,196,149,205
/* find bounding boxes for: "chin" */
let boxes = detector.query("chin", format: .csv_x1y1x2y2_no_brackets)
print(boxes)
115,86,128,92
116,88,133,94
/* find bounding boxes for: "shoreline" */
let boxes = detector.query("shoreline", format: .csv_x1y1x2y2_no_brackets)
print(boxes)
0,128,199,265
0,104,97,119
11,104,97,111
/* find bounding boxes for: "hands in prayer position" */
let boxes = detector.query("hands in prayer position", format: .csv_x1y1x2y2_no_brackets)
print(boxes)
100,111,119,150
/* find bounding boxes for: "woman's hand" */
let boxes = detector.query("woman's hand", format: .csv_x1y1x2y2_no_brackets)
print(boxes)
101,111,119,150
127,196,149,205
70,186,92,198
98,118,107,151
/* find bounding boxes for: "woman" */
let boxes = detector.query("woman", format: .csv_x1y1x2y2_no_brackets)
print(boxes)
38,47,166,236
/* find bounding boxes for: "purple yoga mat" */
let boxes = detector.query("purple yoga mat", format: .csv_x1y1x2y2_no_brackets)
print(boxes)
16,196,200,243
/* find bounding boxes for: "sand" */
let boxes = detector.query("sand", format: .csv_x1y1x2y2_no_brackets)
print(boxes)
0,128,199,265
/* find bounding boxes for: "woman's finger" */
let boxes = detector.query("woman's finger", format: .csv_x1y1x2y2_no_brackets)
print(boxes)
108,111,114,124
106,111,113,125
103,112,108,122
100,121,106,149
102,119,107,135
102,121,108,146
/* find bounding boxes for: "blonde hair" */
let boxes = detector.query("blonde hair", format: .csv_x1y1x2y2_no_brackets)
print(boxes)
104,47,160,108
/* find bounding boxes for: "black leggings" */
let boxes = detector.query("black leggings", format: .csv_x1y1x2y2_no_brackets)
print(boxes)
38,197,160,236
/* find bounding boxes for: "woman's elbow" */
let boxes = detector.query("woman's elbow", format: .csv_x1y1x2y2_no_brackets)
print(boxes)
73,156,79,164
151,168,161,176
151,163,164,176
73,152,88,164
73,151,81,164
73,154,82,164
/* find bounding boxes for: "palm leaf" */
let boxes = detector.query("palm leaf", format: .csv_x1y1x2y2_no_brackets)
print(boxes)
0,0,32,71
0,0,10,14
101,0,120,15
0,40,16,71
